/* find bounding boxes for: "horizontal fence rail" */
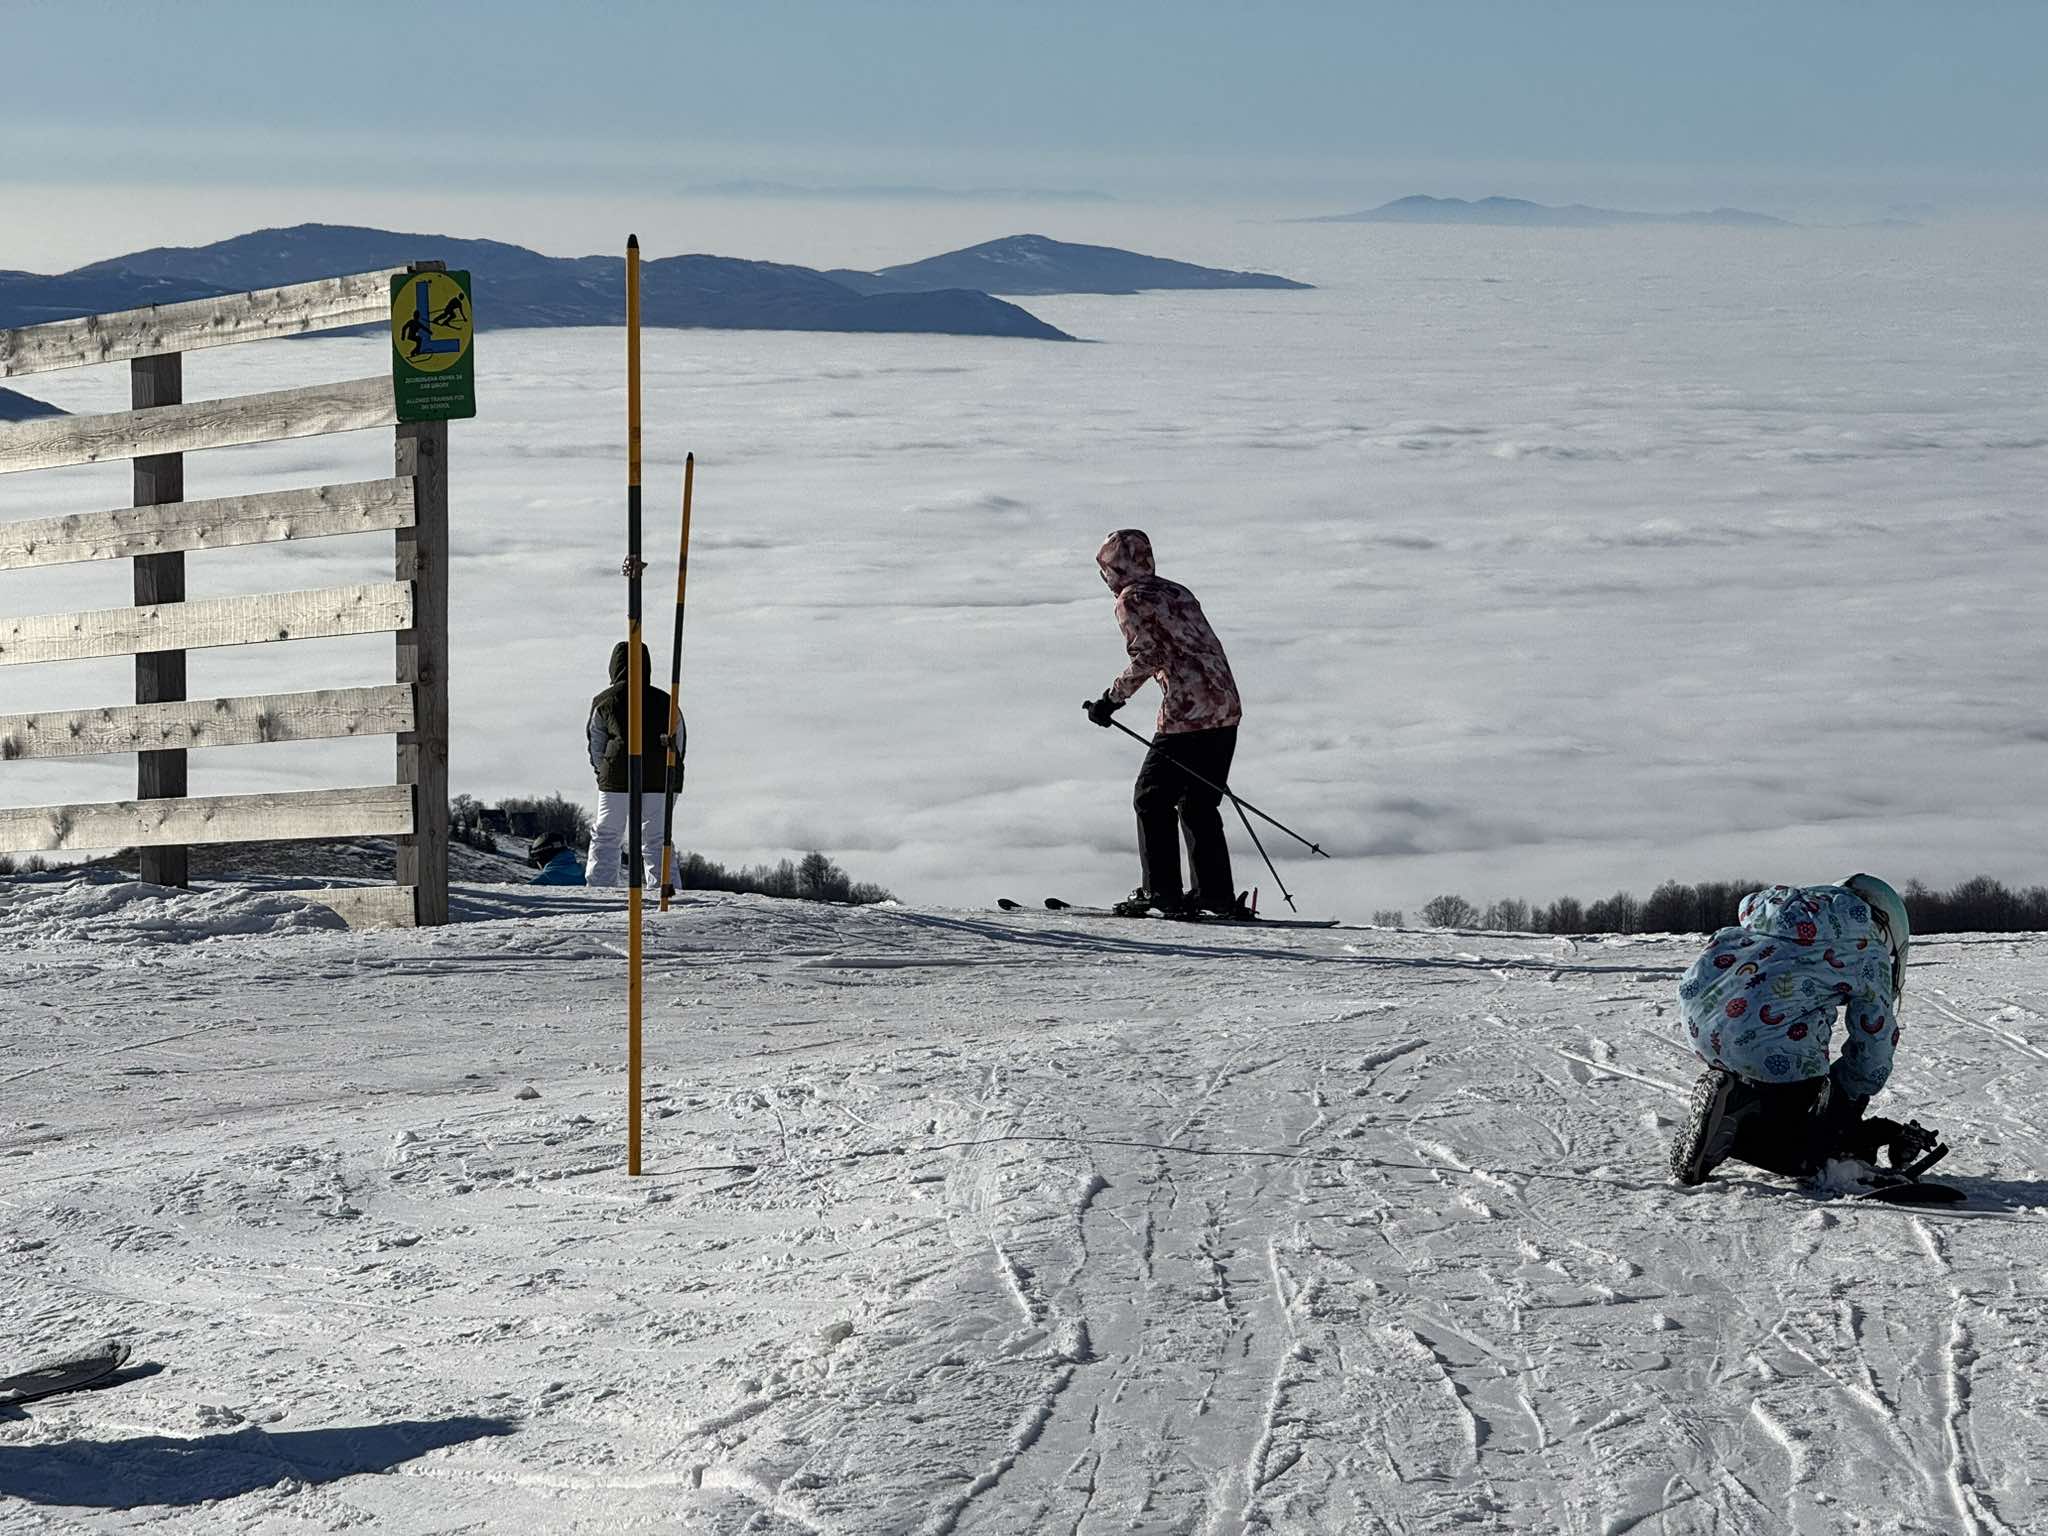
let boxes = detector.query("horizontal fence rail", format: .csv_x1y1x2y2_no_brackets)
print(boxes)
0,477,415,571
0,685,414,761
297,883,418,930
0,375,396,475
0,783,415,853
0,271,402,378
0,581,413,666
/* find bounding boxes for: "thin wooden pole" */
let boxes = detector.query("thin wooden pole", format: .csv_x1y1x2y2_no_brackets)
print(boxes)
658,453,693,912
132,353,187,888
625,235,645,1178
396,259,450,928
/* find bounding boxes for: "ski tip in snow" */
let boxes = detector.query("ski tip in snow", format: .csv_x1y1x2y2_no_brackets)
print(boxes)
996,898,1023,911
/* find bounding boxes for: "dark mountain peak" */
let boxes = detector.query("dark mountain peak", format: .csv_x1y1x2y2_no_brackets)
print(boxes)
826,233,1311,297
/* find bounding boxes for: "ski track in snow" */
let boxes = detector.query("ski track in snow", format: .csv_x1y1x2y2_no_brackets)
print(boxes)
0,883,2045,1533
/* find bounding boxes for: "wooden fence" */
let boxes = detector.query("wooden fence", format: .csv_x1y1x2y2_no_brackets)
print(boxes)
0,268,450,927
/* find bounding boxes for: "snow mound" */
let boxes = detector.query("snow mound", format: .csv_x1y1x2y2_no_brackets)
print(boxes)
1813,1154,1887,1196
0,870,347,948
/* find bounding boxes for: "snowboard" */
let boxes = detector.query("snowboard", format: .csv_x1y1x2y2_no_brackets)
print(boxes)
0,1339,132,1407
1828,1145,1966,1205
1853,1179,1967,1205
996,897,1340,930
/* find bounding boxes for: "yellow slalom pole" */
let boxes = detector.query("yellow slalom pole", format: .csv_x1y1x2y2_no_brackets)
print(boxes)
625,234,645,1177
658,453,694,912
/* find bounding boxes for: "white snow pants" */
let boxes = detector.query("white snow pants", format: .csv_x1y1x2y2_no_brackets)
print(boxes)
584,791,667,888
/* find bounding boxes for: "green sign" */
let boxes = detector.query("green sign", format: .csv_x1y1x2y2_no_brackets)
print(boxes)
390,269,476,423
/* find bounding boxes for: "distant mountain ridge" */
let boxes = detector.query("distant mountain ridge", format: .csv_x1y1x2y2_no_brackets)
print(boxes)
827,234,1310,297
693,181,1116,203
0,227,1311,345
1303,195,1791,228
0,224,1069,342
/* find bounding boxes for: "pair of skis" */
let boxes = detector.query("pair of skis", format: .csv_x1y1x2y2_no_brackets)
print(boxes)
997,897,1339,930
655,454,693,911
622,249,693,919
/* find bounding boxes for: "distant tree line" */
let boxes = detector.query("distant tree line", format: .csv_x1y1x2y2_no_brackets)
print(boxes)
458,792,893,906
1410,876,2048,936
675,850,891,906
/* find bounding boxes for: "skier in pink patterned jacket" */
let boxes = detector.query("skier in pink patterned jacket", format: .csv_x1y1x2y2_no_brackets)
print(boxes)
1084,530,1247,918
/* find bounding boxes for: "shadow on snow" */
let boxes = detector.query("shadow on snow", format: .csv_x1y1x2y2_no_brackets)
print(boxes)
0,1414,515,1509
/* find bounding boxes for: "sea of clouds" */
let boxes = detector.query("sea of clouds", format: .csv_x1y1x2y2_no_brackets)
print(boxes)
6,211,2045,916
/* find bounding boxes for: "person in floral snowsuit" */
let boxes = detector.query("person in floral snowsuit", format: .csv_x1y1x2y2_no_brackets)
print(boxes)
1669,875,1922,1185
1084,529,1246,917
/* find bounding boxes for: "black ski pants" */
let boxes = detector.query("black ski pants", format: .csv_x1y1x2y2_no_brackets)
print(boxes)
1133,724,1237,911
1723,1073,1890,1177
1720,1076,1833,1178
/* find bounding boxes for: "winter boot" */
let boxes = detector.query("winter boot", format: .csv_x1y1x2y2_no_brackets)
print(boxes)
1853,1117,1946,1177
1889,1119,1947,1176
1114,888,1190,918
1670,1067,1746,1185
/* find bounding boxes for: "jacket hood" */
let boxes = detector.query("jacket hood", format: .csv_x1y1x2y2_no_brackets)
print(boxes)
1737,886,1821,940
608,640,654,686
1737,881,1904,1000
1096,529,1155,594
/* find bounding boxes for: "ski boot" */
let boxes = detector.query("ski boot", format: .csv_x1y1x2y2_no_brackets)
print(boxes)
1113,888,1198,919
1884,1118,1949,1179
1840,1115,1949,1181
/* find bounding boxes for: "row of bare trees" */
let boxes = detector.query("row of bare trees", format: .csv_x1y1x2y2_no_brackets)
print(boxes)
458,793,892,905
1406,876,2048,936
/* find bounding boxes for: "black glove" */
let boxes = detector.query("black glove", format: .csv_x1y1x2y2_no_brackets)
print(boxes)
1840,1114,1898,1164
1084,694,1124,728
1847,1116,1940,1171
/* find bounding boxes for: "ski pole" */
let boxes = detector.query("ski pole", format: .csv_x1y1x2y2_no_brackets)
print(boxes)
624,234,645,1178
1098,713,1333,859
1229,795,1297,912
658,452,693,912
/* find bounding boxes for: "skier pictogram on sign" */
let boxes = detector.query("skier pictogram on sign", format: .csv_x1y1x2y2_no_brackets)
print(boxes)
390,269,476,422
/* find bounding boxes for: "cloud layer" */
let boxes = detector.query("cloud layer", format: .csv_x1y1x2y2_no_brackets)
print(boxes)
6,218,2044,916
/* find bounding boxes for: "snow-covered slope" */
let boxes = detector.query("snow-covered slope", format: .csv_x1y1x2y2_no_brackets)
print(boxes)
3,884,2044,1531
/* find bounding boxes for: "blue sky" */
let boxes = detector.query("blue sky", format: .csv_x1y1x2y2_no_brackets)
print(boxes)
5,0,2045,264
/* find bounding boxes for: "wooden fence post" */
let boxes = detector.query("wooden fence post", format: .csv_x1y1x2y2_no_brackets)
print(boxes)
394,417,448,924
132,352,187,887
2,267,443,928
394,262,449,926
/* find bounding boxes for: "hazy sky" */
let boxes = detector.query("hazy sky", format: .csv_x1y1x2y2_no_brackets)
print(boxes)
6,0,2046,265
